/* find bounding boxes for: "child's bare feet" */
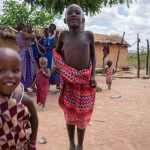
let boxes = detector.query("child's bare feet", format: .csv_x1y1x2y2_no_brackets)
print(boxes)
69,144,76,150
108,83,111,90
42,104,46,111
38,103,42,107
76,145,83,150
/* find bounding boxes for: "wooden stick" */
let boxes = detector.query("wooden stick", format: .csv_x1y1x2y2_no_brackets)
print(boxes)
103,56,105,74
137,33,140,78
115,32,125,70
146,39,149,75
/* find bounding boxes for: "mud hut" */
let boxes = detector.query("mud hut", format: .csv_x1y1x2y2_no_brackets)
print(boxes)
0,26,19,51
0,25,44,52
0,26,130,69
94,34,130,69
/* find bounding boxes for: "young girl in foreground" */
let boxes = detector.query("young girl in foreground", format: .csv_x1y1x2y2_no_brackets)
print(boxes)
32,57,50,111
105,60,115,90
0,47,38,150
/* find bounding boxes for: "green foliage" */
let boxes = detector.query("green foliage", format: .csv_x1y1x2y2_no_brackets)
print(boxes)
96,86,102,92
127,52,150,69
0,0,55,26
23,0,135,16
0,1,30,25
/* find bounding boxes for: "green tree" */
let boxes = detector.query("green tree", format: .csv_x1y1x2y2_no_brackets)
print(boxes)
0,0,55,26
23,0,136,16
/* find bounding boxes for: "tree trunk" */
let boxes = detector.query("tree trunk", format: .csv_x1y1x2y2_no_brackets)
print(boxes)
137,33,140,78
115,32,125,71
146,39,149,75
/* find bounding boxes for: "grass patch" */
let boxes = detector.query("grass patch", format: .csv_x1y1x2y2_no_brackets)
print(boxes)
127,52,150,69
96,86,102,92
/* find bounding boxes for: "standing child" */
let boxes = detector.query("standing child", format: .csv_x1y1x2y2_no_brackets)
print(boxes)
51,4,96,150
31,57,50,111
105,60,115,90
0,47,38,150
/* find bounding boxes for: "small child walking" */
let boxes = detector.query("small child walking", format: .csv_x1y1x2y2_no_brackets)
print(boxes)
32,57,50,111
105,60,115,90
0,47,38,150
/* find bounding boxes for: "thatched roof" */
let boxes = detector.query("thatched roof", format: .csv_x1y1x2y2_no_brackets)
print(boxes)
94,34,130,47
0,25,130,47
0,25,18,38
0,25,43,39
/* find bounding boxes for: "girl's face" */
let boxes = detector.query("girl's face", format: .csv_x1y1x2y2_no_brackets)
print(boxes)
40,61,48,69
0,53,21,97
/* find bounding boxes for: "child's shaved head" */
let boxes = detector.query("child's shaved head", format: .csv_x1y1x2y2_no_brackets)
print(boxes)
0,47,21,61
39,57,48,62
66,4,83,14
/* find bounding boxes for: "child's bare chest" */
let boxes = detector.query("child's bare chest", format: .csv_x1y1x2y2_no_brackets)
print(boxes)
63,34,90,52
63,34,91,70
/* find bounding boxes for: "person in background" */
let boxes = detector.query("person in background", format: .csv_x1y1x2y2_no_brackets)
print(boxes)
16,23,38,93
26,25,37,63
45,24,60,92
31,57,50,111
105,60,115,90
37,27,49,63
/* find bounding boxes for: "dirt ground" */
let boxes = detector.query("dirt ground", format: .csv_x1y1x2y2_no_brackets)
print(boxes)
27,69,150,150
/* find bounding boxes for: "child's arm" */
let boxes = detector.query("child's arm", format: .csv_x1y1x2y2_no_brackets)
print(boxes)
31,76,36,89
105,67,108,73
55,31,64,53
21,32,35,40
51,31,64,75
22,94,38,149
41,68,51,78
13,91,38,149
113,68,116,74
89,31,97,87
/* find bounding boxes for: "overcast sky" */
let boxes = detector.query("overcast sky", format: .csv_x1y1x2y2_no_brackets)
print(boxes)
0,0,150,52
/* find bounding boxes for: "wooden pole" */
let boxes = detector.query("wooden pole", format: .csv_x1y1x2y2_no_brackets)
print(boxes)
103,55,105,74
146,39,149,75
115,32,125,71
137,33,140,78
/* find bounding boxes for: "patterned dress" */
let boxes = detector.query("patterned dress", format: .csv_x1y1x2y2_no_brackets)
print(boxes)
106,67,114,83
36,69,49,104
53,50,96,129
16,32,38,88
0,95,31,150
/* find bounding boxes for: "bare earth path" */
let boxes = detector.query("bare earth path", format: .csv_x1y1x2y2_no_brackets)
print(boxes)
29,73,150,150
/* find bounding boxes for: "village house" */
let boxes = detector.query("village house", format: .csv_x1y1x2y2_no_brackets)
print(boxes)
0,25,130,69
94,34,130,69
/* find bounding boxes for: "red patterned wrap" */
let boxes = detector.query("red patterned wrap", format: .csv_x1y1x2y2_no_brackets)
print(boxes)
53,50,96,129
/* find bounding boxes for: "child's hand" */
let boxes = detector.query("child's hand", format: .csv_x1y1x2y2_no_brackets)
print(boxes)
31,85,34,89
28,146,36,150
90,77,97,88
51,65,60,75
40,68,44,72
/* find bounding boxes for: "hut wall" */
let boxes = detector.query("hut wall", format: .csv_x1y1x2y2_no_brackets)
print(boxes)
0,37,19,52
95,44,128,69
